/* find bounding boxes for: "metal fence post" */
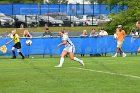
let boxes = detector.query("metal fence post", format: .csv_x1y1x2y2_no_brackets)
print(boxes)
83,0,84,15
92,4,94,26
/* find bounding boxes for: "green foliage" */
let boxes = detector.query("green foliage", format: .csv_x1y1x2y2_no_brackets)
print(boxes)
87,0,104,4
46,0,67,4
103,0,140,34
87,0,95,4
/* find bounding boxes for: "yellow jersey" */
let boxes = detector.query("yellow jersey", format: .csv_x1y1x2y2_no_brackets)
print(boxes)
12,34,20,44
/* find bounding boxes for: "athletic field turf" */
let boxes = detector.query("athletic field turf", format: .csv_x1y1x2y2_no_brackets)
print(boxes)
0,56,140,93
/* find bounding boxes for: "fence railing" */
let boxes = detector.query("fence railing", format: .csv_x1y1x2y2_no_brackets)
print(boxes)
0,36,139,56
0,4,128,15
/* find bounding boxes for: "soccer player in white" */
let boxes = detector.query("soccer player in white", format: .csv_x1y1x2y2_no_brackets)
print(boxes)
55,31,84,67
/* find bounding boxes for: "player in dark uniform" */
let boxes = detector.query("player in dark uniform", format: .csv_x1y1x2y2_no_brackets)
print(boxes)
6,29,24,59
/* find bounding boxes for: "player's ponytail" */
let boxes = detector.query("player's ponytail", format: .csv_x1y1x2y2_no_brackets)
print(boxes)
61,31,65,34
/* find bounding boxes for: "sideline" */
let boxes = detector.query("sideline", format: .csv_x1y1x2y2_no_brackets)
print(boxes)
69,67,140,80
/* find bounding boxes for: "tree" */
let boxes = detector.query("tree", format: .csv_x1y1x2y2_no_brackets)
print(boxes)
46,0,67,4
103,0,140,34
87,0,104,4
88,0,95,4
12,0,23,3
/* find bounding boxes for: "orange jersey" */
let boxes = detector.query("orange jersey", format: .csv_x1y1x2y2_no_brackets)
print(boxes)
116,30,126,41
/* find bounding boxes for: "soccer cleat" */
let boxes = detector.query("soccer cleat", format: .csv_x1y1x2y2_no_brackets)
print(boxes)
11,56,16,59
54,65,62,68
122,53,126,57
80,60,84,66
22,56,25,59
112,54,117,57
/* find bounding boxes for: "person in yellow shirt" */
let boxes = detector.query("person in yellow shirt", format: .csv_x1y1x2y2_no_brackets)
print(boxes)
6,29,24,59
112,25,126,57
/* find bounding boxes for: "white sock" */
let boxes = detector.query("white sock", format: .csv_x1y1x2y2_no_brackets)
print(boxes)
74,57,82,63
59,57,64,66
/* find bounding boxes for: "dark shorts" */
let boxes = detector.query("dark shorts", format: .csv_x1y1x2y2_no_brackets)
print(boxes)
13,42,21,49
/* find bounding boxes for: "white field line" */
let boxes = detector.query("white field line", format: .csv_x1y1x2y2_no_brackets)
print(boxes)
69,67,140,79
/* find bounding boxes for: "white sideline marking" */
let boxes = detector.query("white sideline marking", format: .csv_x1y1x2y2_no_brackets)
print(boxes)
69,67,140,79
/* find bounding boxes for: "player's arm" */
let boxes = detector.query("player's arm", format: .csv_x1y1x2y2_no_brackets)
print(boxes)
123,31,126,38
29,34,32,38
23,33,25,37
58,40,67,47
5,39,13,45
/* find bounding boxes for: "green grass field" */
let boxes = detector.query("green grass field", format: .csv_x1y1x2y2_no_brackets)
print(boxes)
0,56,140,93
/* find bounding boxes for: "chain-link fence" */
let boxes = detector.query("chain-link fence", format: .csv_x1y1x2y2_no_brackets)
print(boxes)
0,4,127,15
0,4,127,27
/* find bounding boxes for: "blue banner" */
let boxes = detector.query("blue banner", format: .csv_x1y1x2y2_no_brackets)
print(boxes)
0,4,127,15
0,36,140,56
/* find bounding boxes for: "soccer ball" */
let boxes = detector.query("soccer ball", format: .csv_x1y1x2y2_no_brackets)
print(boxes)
114,34,117,39
26,39,32,46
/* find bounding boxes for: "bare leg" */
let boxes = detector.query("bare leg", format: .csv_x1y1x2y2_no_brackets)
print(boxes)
116,48,119,54
112,48,119,57
119,48,126,57
119,48,124,53
69,52,74,60
69,52,84,66
11,47,16,58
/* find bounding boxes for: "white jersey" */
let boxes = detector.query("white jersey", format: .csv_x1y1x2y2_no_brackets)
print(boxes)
62,34,74,47
99,30,108,36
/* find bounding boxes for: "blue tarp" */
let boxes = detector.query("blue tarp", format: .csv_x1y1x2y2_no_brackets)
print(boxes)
0,36,139,56
0,4,128,15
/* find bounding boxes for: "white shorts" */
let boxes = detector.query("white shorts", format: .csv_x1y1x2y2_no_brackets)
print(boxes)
117,41,123,48
63,46,75,53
